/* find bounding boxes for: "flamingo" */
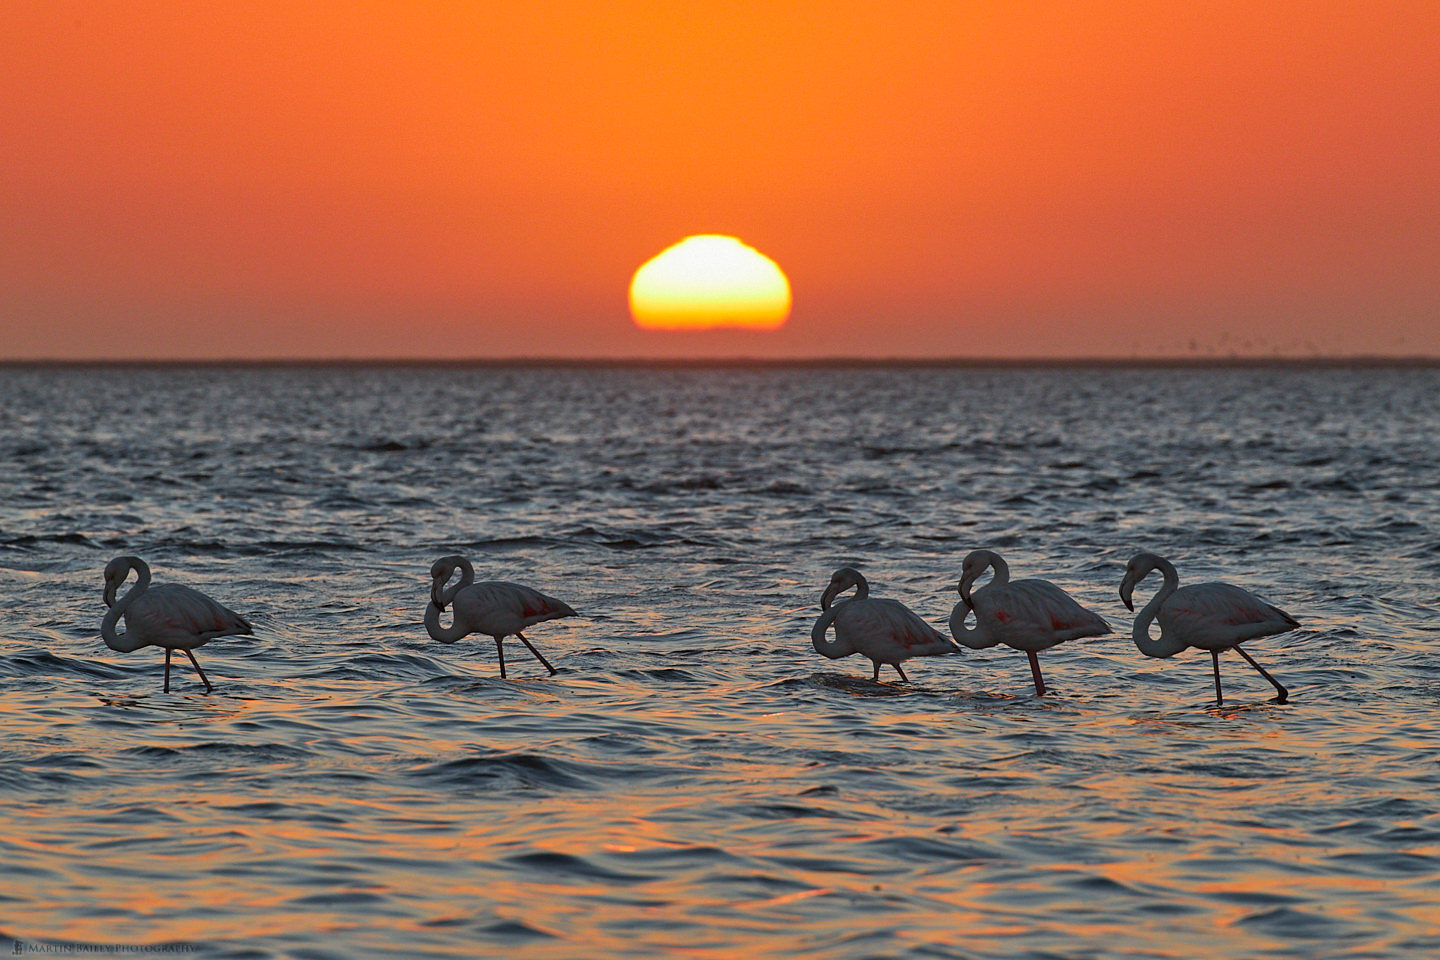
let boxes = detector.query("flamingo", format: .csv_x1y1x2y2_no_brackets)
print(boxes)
1119,551,1298,704
950,549,1111,696
100,556,252,693
811,567,959,682
425,555,577,679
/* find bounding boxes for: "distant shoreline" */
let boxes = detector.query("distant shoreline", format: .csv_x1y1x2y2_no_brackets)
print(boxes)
2,356,1438,369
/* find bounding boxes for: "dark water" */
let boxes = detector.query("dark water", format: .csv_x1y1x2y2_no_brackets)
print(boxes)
1,363,1438,958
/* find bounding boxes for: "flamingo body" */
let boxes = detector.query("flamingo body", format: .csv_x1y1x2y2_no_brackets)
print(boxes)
961,579,1111,652
445,580,578,640
101,556,252,693
1151,582,1298,651
117,583,254,649
1120,551,1298,703
812,567,957,681
951,550,1110,695
426,556,576,678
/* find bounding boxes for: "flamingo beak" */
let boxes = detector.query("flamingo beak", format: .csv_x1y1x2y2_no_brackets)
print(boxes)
1119,576,1135,612
430,580,445,610
959,562,982,603
820,581,840,611
103,581,116,607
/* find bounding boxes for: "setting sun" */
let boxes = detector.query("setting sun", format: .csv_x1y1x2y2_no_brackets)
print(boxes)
629,236,791,332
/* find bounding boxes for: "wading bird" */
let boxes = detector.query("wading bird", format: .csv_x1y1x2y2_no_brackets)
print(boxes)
812,567,958,682
100,556,252,694
950,549,1111,696
1119,551,1298,704
426,555,577,679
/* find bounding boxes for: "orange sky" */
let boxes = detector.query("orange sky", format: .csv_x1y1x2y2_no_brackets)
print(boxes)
2,1,1437,359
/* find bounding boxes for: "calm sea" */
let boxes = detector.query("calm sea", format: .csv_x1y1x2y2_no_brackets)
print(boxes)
1,363,1438,958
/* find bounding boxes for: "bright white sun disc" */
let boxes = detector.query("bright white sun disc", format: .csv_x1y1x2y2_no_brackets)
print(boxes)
629,235,791,331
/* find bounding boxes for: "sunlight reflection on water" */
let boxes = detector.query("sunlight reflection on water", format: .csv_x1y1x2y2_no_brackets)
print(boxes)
1,363,1439,957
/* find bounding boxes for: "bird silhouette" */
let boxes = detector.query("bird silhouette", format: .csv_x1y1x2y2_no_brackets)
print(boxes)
425,555,577,679
1120,551,1298,703
812,567,958,682
100,556,252,693
950,549,1110,695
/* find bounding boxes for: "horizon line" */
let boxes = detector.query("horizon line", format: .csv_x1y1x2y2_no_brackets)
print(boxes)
2,355,1439,369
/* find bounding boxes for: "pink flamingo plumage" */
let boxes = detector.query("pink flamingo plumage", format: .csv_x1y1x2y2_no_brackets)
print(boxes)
950,549,1111,696
811,567,959,682
1119,551,1298,704
100,556,252,693
425,555,577,679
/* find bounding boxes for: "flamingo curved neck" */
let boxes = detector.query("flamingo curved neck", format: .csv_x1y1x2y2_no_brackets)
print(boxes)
424,601,470,644
101,561,151,652
1132,559,1185,658
949,600,998,649
985,553,1010,587
961,552,1010,604
811,606,852,657
822,574,869,612
439,558,476,608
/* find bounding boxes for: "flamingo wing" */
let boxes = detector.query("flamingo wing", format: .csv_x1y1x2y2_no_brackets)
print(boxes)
974,580,1111,650
1163,582,1299,646
838,598,954,659
468,581,578,632
129,583,253,646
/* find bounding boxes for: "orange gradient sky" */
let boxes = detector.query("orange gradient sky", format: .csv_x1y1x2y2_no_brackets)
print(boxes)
2,1,1437,360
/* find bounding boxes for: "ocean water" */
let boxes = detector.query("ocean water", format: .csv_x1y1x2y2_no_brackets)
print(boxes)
1,362,1438,958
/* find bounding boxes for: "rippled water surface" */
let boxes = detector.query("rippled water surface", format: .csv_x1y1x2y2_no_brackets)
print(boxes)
2,363,1439,958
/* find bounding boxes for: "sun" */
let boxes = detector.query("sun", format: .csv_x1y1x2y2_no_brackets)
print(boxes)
629,235,791,331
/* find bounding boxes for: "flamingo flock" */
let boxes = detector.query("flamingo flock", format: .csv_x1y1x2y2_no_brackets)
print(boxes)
94,549,1302,704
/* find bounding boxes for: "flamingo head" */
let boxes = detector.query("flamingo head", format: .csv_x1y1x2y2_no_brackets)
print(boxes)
821,567,865,611
957,549,994,604
429,555,465,610
102,556,138,607
1119,552,1162,611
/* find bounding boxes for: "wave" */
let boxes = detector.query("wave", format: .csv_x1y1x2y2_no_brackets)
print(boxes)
407,752,601,791
0,650,126,679
0,532,105,550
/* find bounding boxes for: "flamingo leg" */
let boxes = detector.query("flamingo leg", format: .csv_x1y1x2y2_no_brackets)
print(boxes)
1212,650,1223,704
894,663,909,683
494,638,507,679
164,648,171,693
515,633,557,675
871,660,880,681
1027,650,1046,696
184,649,213,694
1234,645,1288,703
